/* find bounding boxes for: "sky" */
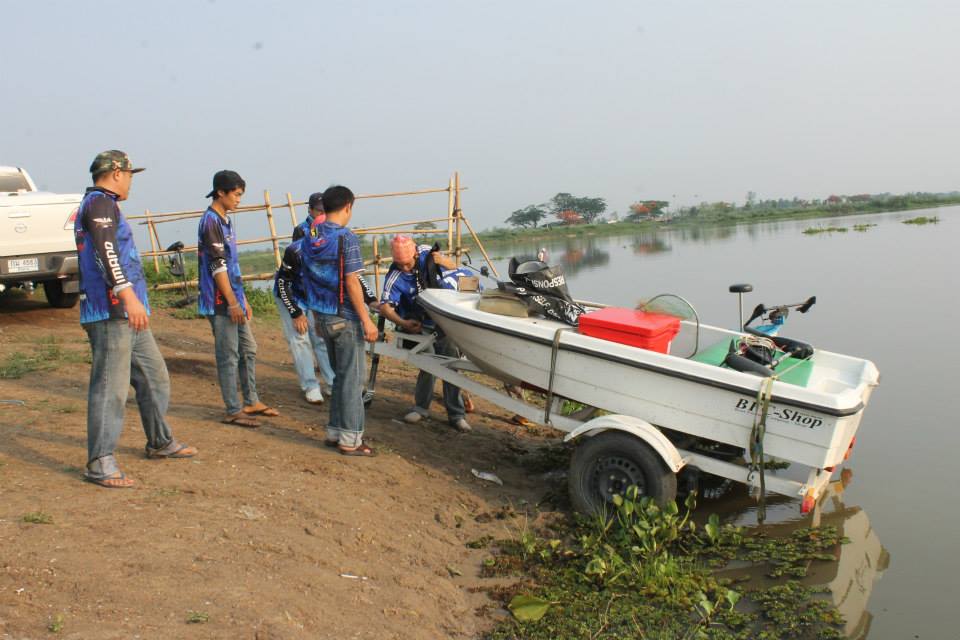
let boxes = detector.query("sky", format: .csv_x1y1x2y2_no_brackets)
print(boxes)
4,0,959,245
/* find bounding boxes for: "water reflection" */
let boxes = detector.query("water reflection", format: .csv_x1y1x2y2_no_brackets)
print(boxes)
710,478,888,639
630,233,671,256
558,238,610,275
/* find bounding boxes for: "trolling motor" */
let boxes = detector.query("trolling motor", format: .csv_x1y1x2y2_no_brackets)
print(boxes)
725,284,816,376
165,241,195,308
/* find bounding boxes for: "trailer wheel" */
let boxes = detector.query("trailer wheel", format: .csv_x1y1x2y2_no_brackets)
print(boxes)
568,431,677,516
43,280,79,309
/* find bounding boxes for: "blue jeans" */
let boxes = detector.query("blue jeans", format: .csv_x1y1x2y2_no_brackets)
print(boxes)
273,293,335,391
318,314,366,447
83,320,174,463
412,331,466,423
207,314,260,415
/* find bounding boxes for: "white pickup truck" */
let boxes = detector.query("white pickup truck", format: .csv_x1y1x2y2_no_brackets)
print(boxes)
0,166,82,308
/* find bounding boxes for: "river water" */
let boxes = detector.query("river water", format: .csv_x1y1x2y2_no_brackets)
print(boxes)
482,207,956,639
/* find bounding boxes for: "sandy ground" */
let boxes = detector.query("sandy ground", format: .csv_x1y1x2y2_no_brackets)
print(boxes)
0,295,566,639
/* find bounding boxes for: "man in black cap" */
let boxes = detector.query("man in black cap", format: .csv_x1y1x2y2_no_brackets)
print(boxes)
198,170,278,427
272,193,335,404
74,150,197,488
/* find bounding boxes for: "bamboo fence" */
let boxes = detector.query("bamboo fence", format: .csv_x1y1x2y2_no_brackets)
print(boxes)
129,172,500,293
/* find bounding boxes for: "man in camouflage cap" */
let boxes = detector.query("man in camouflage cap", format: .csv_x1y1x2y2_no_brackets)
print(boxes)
75,150,197,488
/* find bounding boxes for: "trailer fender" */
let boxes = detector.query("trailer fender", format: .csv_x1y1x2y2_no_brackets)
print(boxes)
563,415,686,473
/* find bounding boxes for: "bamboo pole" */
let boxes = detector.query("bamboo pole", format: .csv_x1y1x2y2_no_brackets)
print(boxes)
144,209,160,273
149,271,277,291
286,192,299,228
446,175,455,253
372,236,381,294
263,190,281,268
355,216,452,232
461,215,499,278
454,172,462,260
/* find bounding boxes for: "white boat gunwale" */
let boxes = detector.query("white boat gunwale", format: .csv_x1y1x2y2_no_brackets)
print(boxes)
417,292,865,418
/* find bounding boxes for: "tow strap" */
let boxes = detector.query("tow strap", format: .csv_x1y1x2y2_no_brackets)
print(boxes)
748,376,776,527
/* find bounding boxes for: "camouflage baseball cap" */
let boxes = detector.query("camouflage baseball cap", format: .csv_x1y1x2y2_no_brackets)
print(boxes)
89,150,145,176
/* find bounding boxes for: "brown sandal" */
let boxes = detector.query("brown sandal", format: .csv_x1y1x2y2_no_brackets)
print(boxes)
338,443,376,457
223,413,261,428
84,470,135,489
243,404,280,417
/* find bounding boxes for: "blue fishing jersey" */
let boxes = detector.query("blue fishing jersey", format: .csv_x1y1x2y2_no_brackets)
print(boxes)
300,220,364,320
197,207,246,316
74,187,150,324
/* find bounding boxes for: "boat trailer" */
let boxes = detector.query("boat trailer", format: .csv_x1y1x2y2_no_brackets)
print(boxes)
368,331,837,518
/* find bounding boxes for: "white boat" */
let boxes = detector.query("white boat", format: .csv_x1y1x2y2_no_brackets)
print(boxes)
412,288,879,514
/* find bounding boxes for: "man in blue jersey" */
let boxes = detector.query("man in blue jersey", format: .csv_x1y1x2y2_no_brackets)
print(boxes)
300,186,379,456
75,150,197,488
273,192,334,404
378,235,470,432
198,170,278,428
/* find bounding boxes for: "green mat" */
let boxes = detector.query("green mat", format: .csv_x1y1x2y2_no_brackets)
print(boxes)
690,339,813,387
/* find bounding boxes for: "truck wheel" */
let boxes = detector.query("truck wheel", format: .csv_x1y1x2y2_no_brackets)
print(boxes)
43,280,79,308
568,431,677,516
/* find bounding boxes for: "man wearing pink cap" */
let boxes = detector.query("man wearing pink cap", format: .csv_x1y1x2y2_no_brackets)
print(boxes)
379,235,471,432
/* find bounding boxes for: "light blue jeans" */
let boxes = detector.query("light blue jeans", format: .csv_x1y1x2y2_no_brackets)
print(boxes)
208,314,260,415
83,320,175,463
273,293,335,391
318,314,366,448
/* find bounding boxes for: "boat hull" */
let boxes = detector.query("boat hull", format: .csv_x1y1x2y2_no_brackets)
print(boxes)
419,290,879,471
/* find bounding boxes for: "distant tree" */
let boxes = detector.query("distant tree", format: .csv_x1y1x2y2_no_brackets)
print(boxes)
557,209,584,225
625,200,669,222
414,221,437,230
549,193,606,224
505,205,547,229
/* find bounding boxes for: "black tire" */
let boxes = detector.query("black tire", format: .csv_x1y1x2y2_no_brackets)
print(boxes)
568,431,677,516
43,280,79,309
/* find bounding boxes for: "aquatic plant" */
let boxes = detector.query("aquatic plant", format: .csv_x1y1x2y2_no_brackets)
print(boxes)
482,487,848,639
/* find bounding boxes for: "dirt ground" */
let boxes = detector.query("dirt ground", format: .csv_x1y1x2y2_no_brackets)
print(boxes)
0,294,568,640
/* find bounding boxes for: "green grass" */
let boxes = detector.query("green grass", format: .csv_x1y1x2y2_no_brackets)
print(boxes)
186,611,209,624
0,336,87,379
22,511,54,525
47,614,65,633
802,226,848,235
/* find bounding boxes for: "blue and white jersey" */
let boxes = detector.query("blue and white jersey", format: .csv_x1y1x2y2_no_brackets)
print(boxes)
74,187,150,324
197,207,246,316
380,245,433,326
300,220,364,320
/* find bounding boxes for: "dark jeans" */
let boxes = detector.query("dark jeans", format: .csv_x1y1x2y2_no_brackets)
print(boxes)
319,314,366,447
208,314,260,415
412,331,466,423
83,320,174,463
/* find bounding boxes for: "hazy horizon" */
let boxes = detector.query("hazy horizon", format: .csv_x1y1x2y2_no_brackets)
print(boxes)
5,0,959,244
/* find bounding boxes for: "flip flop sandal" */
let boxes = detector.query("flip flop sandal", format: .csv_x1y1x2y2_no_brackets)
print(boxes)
338,443,376,457
223,414,261,428
84,470,135,489
145,441,198,459
243,405,280,417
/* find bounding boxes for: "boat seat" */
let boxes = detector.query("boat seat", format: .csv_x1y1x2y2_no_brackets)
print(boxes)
477,288,529,318
691,339,814,387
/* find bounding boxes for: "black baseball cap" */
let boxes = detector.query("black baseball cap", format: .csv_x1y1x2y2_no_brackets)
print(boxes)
307,192,325,211
206,170,246,198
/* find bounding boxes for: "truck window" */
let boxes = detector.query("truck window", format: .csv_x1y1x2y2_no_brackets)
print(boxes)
0,170,31,193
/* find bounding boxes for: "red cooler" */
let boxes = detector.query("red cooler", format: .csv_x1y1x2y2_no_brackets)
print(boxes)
578,307,680,354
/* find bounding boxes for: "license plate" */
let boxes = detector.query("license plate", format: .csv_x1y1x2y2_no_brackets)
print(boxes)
8,258,39,273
